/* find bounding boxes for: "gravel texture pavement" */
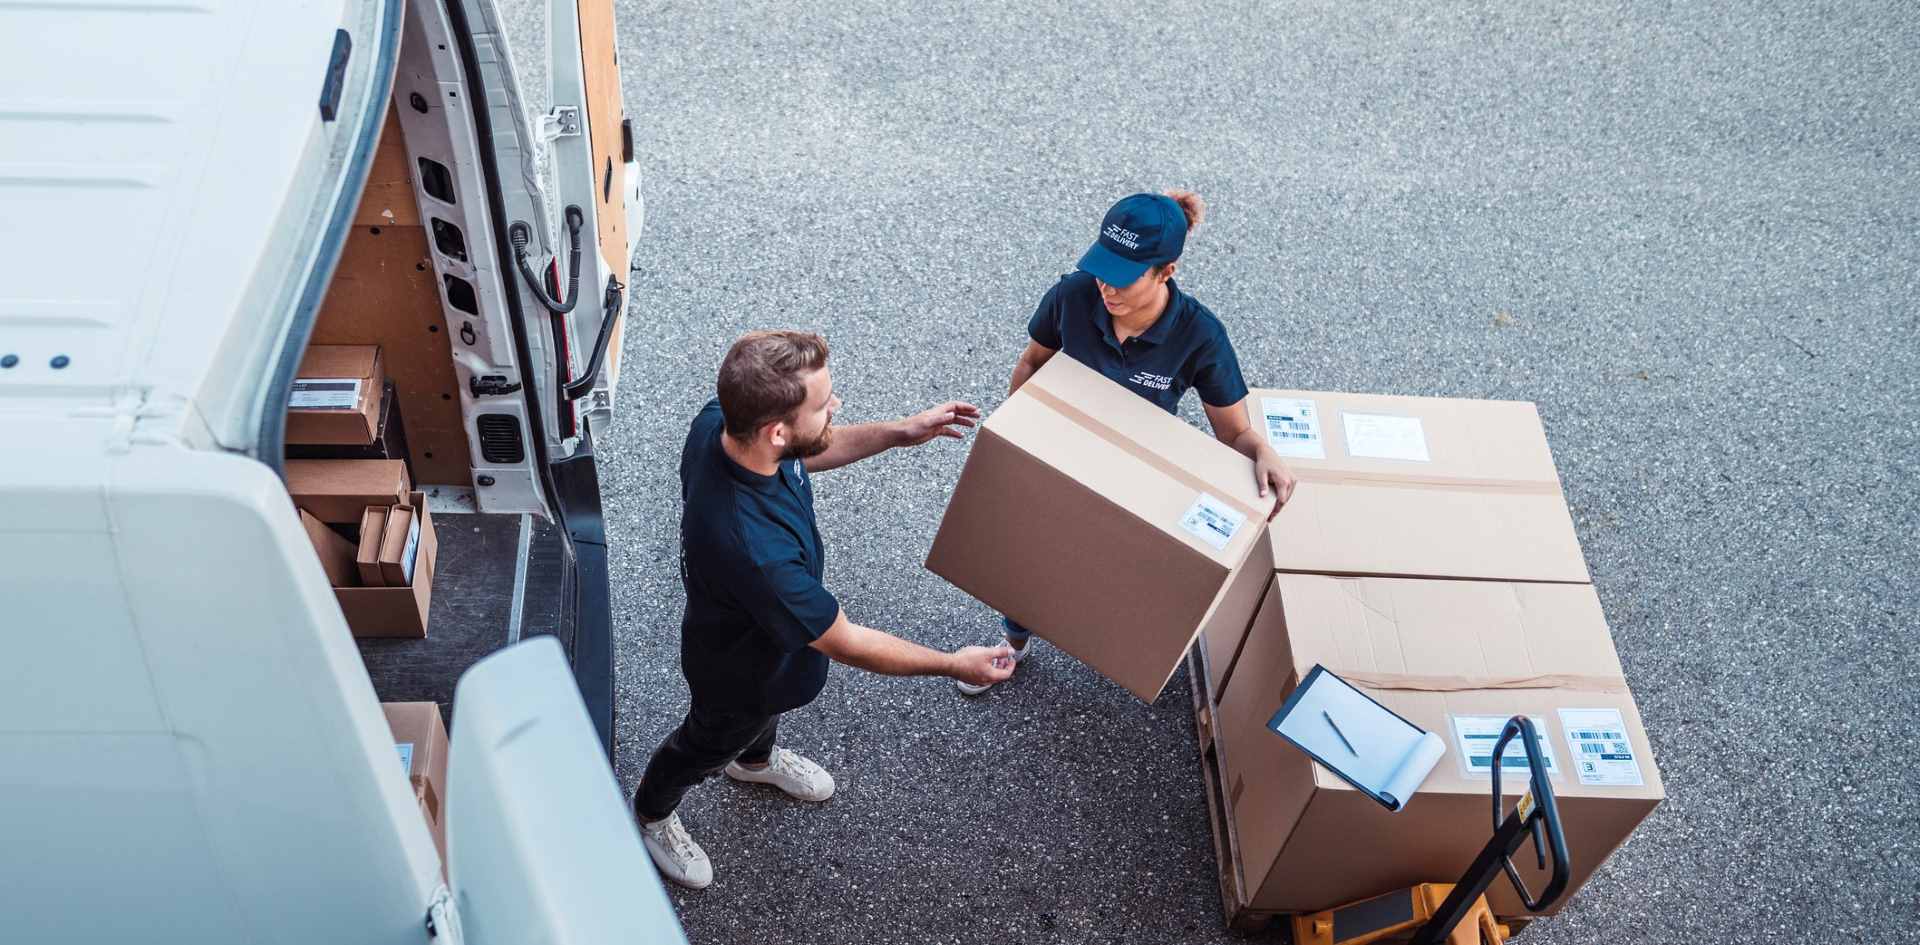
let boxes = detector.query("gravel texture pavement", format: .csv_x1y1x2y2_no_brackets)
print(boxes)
501,2,1920,941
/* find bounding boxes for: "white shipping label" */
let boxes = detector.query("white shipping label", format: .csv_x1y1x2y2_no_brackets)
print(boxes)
289,378,362,410
1342,412,1431,462
1179,493,1247,552
1559,708,1645,786
396,742,414,775
1450,715,1559,778
1260,397,1326,459
399,515,423,585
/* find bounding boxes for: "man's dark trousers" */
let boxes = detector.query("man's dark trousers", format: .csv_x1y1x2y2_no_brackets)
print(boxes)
633,703,779,821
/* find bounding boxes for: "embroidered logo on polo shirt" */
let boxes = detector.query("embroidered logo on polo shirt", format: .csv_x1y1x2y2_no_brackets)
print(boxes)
1128,371,1173,391
1103,224,1141,250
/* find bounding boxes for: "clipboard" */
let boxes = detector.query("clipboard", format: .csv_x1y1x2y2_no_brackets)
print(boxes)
1267,664,1448,812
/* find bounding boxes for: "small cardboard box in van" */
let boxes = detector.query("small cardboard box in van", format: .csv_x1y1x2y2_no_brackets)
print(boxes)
332,493,436,638
286,345,385,446
286,459,411,524
380,701,448,867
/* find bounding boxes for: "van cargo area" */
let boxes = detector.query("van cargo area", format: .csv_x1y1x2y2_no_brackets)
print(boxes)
279,56,592,736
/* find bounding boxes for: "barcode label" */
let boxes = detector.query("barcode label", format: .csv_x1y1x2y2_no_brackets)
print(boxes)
1260,397,1325,459
1450,715,1559,778
1179,493,1246,552
399,514,423,585
1559,708,1644,786
290,378,362,410
396,742,414,775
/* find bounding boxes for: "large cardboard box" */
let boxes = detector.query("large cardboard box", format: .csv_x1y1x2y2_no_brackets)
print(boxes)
1199,390,1591,695
286,459,411,524
1245,389,1586,582
381,702,449,866
1216,573,1663,918
286,345,385,446
332,493,437,638
925,355,1275,701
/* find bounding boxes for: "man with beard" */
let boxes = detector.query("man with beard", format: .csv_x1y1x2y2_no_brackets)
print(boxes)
634,329,1014,888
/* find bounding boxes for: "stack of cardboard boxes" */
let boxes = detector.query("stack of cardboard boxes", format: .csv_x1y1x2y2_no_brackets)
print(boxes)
289,460,439,638
286,345,448,867
927,356,1663,921
285,345,439,638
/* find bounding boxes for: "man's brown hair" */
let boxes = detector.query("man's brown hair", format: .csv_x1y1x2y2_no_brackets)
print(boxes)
716,330,831,438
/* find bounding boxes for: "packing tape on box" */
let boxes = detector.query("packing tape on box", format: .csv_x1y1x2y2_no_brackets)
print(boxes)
1286,467,1568,495
413,773,440,823
1336,670,1631,695
1022,385,1267,523
1274,464,1574,495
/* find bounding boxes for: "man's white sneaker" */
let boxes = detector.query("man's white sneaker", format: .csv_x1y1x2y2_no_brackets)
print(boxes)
639,812,712,890
956,637,1034,696
724,747,835,802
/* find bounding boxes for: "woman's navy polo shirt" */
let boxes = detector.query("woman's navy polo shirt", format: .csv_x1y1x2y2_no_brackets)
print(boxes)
677,400,839,716
1028,271,1249,414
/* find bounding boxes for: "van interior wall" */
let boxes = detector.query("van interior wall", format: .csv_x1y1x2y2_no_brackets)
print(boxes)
306,103,474,488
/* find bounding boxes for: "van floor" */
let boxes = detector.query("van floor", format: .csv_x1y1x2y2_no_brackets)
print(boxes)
356,511,573,727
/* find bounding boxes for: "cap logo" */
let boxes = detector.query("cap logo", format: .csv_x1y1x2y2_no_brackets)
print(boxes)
1103,223,1142,250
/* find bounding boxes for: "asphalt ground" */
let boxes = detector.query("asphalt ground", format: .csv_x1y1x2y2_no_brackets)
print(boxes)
509,2,1919,941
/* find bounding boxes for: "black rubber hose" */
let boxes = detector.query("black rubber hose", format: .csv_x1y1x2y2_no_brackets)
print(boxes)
563,275,626,401
511,205,584,315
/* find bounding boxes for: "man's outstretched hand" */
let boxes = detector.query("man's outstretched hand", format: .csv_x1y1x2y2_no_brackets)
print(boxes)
948,644,1016,687
894,400,981,447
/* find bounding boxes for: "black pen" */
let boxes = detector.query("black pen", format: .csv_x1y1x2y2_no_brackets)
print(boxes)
1324,710,1357,755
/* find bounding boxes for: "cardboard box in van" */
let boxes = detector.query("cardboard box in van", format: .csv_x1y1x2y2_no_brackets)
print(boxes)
381,702,448,867
376,505,420,587
334,493,437,638
1198,390,1591,695
355,506,389,587
298,509,358,587
924,354,1275,702
286,459,411,524
286,345,385,446
1215,573,1663,918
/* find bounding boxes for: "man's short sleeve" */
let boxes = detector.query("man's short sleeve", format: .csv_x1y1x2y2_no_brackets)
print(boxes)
739,556,841,652
1027,276,1069,350
1191,331,1251,408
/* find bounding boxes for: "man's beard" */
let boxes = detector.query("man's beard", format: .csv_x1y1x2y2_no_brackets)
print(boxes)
781,422,833,460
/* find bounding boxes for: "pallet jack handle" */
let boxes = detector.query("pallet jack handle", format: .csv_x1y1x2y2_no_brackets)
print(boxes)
1408,716,1570,945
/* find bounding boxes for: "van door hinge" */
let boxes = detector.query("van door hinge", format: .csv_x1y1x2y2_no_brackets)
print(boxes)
424,884,464,943
538,106,582,141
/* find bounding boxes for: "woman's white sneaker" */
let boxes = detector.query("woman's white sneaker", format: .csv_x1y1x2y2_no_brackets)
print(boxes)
724,747,835,802
639,812,713,890
956,637,1034,696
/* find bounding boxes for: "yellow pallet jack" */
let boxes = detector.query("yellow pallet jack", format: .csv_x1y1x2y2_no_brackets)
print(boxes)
1285,716,1570,945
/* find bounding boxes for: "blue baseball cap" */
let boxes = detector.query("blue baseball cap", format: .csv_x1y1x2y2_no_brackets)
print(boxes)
1076,193,1188,288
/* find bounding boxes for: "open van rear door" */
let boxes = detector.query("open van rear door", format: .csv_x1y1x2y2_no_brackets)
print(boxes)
446,638,686,943
539,0,641,441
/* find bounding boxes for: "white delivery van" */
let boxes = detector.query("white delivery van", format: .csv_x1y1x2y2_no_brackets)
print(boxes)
0,0,684,941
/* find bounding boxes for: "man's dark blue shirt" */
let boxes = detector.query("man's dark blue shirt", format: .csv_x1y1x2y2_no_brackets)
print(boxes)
1028,271,1249,414
678,399,839,716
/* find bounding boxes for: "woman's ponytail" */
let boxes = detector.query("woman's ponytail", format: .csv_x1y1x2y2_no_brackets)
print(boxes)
1164,189,1206,231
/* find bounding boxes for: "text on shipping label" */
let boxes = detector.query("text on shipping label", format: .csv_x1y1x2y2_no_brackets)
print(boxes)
1261,397,1326,459
1179,493,1246,552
